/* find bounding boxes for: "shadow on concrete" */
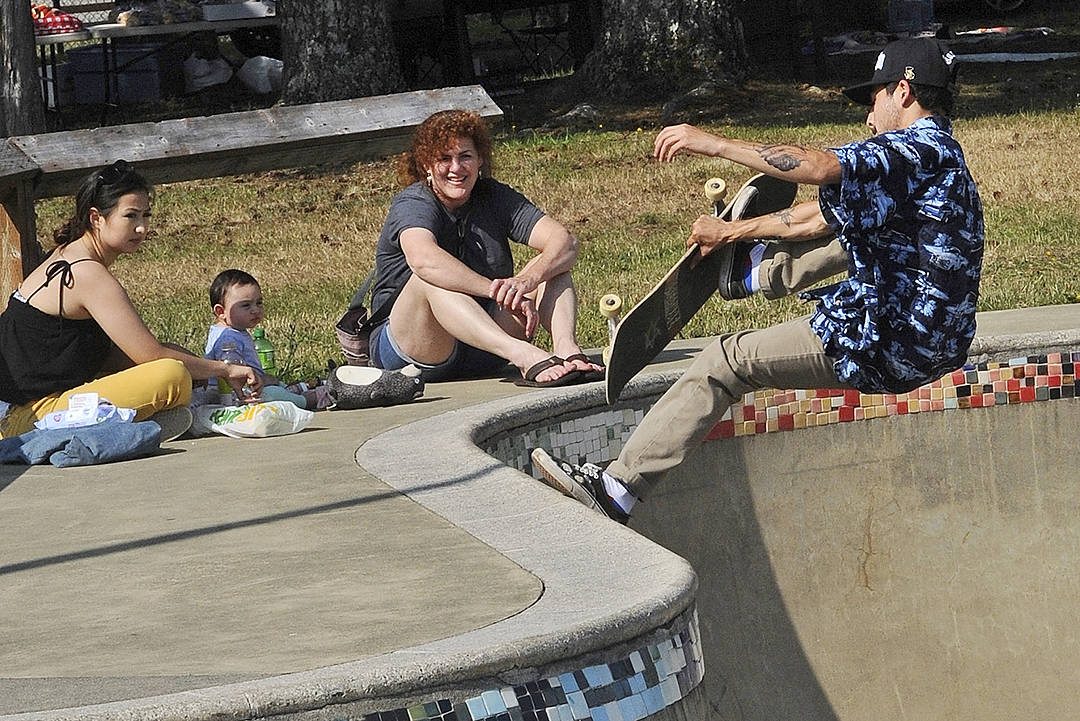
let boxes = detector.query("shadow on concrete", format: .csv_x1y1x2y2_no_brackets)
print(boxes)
0,467,27,494
0,467,494,577
653,348,698,364
627,394,1080,720
632,445,840,721
0,447,184,492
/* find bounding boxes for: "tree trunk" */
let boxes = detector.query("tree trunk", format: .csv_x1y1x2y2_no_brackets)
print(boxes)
582,0,749,97
1,0,46,136
279,0,405,105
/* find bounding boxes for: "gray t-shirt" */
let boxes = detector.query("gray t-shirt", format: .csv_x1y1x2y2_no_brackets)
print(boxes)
370,178,546,313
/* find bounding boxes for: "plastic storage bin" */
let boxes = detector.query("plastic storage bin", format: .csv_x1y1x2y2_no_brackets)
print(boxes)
67,41,184,105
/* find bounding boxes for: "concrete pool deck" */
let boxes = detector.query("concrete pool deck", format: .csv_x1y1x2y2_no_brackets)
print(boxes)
2,303,1079,720
0,377,552,716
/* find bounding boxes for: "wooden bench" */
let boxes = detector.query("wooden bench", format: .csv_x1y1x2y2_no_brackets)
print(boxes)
0,83,502,304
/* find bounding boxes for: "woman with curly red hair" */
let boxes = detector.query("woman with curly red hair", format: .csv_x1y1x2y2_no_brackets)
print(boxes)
363,110,603,386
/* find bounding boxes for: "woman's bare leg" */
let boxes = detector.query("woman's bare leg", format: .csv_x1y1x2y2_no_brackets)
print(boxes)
533,271,602,372
389,275,575,382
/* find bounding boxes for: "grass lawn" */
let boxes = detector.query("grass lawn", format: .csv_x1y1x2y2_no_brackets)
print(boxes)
31,9,1080,382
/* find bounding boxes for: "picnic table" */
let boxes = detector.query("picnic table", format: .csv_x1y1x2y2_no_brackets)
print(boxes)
35,13,279,109
34,1,603,107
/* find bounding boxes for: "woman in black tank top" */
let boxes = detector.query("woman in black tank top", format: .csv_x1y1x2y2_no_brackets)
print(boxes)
0,161,263,437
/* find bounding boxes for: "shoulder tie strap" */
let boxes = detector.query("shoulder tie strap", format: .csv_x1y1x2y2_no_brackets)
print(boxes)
24,258,96,318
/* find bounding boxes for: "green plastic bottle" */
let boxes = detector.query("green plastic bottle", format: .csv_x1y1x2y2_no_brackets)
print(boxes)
252,328,277,377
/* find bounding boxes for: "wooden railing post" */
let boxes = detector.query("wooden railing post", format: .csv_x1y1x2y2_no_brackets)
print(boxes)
0,180,40,307
0,143,42,307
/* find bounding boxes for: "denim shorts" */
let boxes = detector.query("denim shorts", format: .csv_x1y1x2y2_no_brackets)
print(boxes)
370,313,508,382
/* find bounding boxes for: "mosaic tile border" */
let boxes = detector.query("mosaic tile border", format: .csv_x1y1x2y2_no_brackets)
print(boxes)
707,350,1080,440
358,613,703,721
482,349,1080,480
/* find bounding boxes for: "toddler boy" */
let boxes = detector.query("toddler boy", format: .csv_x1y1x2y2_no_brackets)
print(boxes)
205,269,331,410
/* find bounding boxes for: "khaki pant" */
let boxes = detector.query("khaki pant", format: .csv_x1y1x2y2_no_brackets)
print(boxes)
759,235,848,300
607,237,851,498
2,358,192,438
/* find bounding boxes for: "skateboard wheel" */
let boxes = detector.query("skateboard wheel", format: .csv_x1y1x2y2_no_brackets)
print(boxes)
704,177,727,202
599,293,623,318
602,346,611,365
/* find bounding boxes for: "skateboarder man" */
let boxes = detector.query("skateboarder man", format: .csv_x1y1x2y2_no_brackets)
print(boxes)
533,37,984,522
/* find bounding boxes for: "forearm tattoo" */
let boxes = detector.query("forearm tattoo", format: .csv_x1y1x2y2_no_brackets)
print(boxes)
757,144,805,172
774,208,793,227
755,209,794,239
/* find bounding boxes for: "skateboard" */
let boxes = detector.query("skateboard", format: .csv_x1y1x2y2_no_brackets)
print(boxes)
598,181,728,367
604,173,798,404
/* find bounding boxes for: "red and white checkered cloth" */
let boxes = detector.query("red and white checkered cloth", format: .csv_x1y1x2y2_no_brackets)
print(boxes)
31,4,85,35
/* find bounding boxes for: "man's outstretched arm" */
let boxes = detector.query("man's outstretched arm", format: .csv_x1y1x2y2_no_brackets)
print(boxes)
654,124,843,186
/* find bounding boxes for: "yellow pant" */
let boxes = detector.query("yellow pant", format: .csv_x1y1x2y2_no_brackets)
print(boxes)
1,359,192,438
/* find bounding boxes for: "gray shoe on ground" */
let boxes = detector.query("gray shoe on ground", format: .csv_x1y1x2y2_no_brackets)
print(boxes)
328,364,424,410
148,406,193,442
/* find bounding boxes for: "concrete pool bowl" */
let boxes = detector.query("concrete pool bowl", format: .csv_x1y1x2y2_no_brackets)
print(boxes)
630,391,1080,720
449,321,1080,721
5,307,1077,721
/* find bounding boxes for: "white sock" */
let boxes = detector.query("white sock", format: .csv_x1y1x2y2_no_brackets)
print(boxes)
745,242,767,294
603,471,637,513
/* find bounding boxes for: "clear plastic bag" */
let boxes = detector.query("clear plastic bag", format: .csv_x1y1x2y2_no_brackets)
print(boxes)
191,401,313,438
238,55,283,95
183,53,233,93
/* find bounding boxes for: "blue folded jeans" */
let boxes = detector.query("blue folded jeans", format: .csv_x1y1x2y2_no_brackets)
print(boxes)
0,421,162,467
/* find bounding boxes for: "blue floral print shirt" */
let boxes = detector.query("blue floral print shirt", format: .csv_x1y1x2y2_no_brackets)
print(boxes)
807,116,984,393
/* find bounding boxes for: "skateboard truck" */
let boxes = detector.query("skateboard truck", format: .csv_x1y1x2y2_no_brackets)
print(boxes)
599,293,623,366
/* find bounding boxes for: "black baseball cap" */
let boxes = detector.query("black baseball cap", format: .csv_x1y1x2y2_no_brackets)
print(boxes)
843,37,957,105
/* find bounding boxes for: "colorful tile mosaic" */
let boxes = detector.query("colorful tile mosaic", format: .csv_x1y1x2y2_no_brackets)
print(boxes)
482,350,1080,482
357,615,703,721
706,351,1080,440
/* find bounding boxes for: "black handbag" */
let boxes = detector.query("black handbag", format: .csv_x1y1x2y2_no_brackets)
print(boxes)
335,270,394,367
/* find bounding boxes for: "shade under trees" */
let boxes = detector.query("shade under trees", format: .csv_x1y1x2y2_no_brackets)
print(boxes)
582,0,749,97
278,0,405,105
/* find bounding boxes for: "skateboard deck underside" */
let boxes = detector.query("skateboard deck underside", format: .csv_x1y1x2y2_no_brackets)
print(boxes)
605,174,798,404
